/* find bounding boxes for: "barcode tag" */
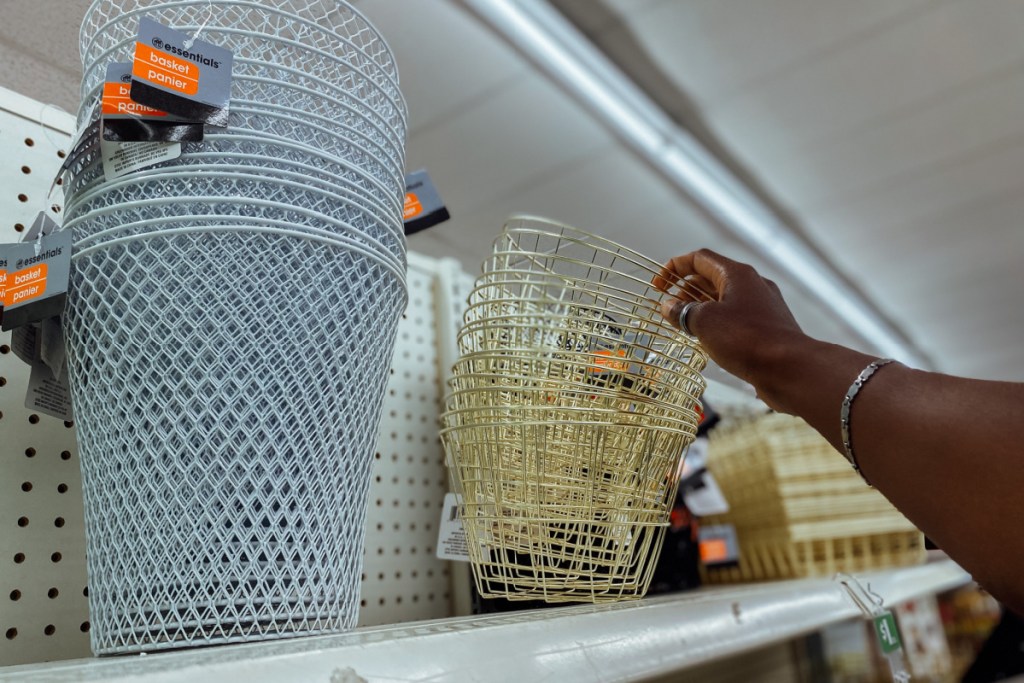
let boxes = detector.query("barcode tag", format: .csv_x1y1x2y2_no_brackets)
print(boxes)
26,354,74,421
436,492,472,562
101,138,182,181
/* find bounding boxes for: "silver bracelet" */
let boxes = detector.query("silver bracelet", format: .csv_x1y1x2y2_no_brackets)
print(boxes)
840,358,895,478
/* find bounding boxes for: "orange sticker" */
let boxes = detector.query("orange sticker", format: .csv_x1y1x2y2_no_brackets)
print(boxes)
590,349,629,373
101,82,167,117
404,192,423,220
133,42,200,96
2,263,48,308
699,538,729,564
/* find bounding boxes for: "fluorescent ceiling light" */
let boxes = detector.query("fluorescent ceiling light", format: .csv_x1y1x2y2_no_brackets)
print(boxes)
457,0,931,368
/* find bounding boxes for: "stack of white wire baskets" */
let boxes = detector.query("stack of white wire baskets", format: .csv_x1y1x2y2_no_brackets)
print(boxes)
441,217,708,603
62,0,407,654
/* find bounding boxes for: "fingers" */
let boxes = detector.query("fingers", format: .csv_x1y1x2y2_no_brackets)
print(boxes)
659,298,707,337
678,274,716,302
651,248,749,294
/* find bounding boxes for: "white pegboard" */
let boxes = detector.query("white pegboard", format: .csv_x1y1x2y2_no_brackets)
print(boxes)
0,87,88,667
0,86,467,664
357,260,454,627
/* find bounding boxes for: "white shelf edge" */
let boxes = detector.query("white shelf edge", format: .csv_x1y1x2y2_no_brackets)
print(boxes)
2,560,970,683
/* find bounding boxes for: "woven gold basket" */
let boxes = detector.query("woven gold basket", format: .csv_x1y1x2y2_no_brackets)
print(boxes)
701,413,926,584
441,216,708,603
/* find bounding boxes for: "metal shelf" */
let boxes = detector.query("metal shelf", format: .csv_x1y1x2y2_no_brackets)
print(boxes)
2,560,970,682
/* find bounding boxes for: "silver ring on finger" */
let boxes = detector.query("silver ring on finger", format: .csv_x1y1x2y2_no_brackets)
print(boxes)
678,301,700,339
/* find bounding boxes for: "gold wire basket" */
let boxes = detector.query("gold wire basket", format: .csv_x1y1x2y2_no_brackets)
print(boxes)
701,413,925,584
441,216,708,603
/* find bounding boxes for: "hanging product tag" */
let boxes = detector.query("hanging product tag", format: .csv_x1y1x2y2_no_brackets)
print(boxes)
101,137,182,181
436,493,471,562
679,437,731,516
55,120,101,190
874,611,903,654
698,523,740,566
0,227,73,331
10,324,38,367
836,574,912,683
21,211,60,242
102,62,203,142
26,351,74,421
130,17,233,126
404,169,450,235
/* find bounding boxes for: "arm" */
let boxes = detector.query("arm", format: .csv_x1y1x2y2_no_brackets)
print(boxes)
654,249,1024,614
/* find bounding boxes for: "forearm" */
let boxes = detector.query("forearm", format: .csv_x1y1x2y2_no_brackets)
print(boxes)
750,336,1024,613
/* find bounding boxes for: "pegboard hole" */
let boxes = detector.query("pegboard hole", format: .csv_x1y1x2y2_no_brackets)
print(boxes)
13,223,24,233
60,450,72,461
47,587,59,599
0,377,7,387
21,165,31,175
17,194,28,203
51,552,62,563
80,622,90,633
24,137,34,147
21,482,32,492
57,483,68,494
57,149,67,159
5,628,16,640
9,590,21,601
14,553,25,563
54,517,65,528
0,344,9,354
83,587,89,597
64,420,74,428
17,516,29,527
29,414,40,424
43,624,55,636
24,448,36,458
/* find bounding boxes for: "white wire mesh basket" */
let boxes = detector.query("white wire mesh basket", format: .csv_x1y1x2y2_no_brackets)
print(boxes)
66,0,409,654
64,229,406,654
63,172,406,267
77,83,405,193
65,132,403,215
80,0,404,101
441,216,708,603
81,0,401,85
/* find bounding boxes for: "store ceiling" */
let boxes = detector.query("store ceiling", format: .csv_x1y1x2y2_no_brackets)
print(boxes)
2,0,1021,381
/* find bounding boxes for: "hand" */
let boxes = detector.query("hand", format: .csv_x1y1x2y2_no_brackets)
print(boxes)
651,249,807,405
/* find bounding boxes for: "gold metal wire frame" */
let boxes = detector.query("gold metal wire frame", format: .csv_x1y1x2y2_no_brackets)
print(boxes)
441,216,708,602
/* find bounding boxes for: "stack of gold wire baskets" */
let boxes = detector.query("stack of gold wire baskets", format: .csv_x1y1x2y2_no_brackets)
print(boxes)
441,216,708,603
701,413,925,584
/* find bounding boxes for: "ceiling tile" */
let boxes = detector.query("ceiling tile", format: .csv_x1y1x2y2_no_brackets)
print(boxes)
355,0,527,133
591,0,937,108
757,65,1024,211
552,0,667,35
706,0,1024,163
804,134,1024,242
404,72,612,224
